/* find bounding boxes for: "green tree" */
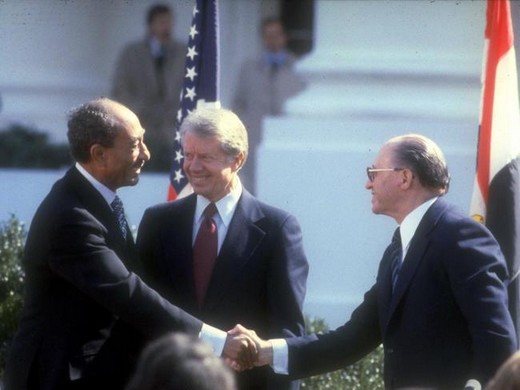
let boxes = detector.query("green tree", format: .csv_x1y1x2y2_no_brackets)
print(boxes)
301,317,384,389
0,216,26,376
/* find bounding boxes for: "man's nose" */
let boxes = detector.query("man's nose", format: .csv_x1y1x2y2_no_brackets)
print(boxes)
141,142,151,161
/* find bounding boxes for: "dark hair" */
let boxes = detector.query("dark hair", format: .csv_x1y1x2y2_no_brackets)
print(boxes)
67,98,123,163
391,134,450,192
126,333,236,390
147,4,171,26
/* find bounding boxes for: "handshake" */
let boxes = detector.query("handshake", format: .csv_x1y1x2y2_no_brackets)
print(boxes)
222,324,274,371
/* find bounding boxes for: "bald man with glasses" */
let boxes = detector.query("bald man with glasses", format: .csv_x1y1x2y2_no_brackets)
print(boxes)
233,134,517,390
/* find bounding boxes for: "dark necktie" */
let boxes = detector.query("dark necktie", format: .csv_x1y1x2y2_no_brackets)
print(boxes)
193,203,218,305
111,195,127,240
390,228,403,292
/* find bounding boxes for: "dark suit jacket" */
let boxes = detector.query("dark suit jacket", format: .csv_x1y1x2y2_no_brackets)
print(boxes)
137,190,309,390
5,167,202,390
286,198,517,389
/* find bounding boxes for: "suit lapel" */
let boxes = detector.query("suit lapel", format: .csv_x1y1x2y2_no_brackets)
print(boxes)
160,195,198,306
383,198,449,332
202,191,266,310
65,167,138,270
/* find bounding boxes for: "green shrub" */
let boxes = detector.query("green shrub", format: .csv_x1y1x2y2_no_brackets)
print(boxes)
0,216,26,376
0,124,71,168
301,316,384,389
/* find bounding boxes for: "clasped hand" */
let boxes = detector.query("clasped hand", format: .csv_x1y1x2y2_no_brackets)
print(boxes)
222,324,272,371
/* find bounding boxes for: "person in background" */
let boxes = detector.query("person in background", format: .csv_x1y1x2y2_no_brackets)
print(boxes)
232,17,306,195
111,3,186,172
137,107,309,390
4,98,255,390
232,134,517,390
126,332,237,390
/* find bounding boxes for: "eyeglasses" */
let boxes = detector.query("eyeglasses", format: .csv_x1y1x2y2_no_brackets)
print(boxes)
366,167,405,182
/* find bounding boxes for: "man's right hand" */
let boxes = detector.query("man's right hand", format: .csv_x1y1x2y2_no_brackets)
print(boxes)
226,324,274,370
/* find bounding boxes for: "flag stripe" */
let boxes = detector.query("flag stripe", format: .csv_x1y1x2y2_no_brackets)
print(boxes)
477,0,514,206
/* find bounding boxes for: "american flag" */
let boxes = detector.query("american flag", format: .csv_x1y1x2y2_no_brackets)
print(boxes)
168,0,220,201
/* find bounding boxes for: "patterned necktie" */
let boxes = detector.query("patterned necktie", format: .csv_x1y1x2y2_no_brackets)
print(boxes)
390,228,403,292
111,195,127,240
193,203,218,305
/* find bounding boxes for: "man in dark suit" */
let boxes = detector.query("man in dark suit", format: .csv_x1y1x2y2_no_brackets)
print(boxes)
234,134,518,389
4,98,254,390
137,107,309,390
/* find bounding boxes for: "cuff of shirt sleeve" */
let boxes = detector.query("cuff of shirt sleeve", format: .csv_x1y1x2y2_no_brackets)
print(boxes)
464,379,481,390
271,338,289,375
200,323,227,357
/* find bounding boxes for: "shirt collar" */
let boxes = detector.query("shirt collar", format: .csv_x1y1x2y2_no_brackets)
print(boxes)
264,50,288,66
195,179,243,228
399,197,438,253
75,162,117,206
149,36,164,58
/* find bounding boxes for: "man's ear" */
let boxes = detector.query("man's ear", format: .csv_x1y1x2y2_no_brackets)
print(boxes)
232,151,246,172
400,168,414,190
90,144,106,166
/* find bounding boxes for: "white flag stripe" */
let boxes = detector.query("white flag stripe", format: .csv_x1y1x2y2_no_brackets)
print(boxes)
490,47,520,181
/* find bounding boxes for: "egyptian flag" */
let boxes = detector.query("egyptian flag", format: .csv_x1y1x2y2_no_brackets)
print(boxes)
470,0,520,340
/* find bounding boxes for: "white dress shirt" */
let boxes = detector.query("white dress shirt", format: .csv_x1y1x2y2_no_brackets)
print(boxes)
75,163,117,206
399,197,438,261
192,180,242,253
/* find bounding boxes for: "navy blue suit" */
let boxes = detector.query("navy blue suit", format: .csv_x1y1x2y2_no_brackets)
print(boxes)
137,190,309,390
5,167,202,390
286,198,517,389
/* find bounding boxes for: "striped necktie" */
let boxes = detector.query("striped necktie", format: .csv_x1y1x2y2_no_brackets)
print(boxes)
390,228,403,292
111,195,127,240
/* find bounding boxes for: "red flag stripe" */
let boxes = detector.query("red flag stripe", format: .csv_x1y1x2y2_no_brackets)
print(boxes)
477,0,514,204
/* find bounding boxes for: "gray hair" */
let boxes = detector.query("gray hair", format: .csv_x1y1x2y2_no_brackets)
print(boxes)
67,98,125,163
390,134,450,193
179,107,248,163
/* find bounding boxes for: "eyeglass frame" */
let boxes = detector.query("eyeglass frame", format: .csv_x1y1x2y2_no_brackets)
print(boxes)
366,167,405,182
